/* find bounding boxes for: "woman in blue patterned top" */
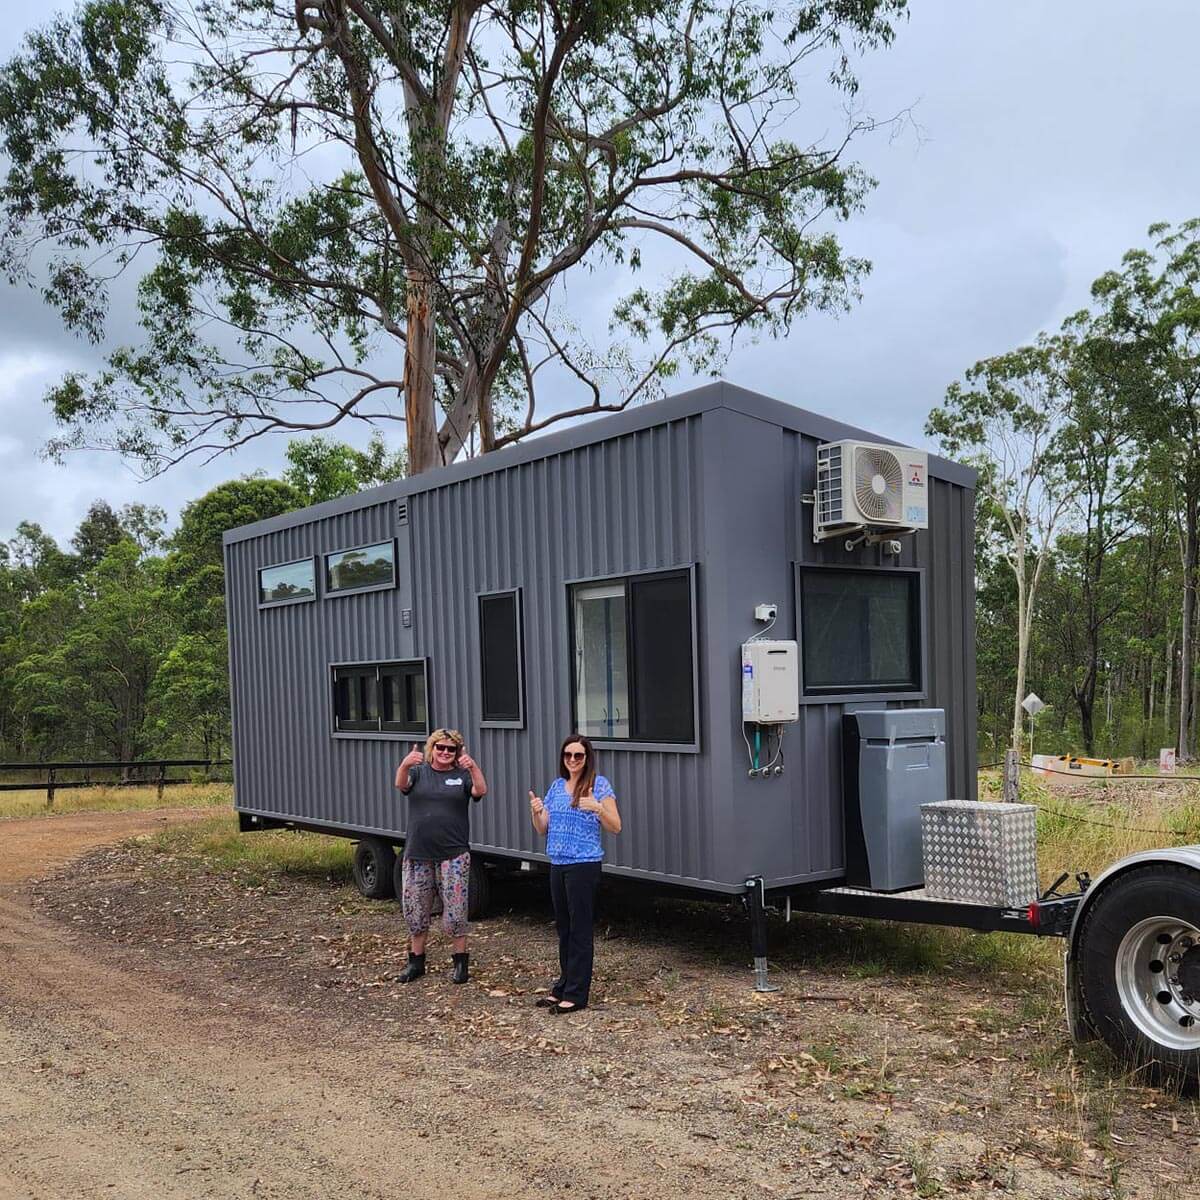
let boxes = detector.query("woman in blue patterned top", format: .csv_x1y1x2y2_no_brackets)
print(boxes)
528,734,622,1014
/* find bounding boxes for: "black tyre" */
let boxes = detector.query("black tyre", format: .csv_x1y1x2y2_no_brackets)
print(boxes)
1078,863,1200,1088
352,838,397,900
467,856,492,921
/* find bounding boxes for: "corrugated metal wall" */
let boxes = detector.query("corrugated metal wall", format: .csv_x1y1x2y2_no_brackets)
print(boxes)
227,500,418,841
226,385,976,894
409,417,715,882
688,414,976,891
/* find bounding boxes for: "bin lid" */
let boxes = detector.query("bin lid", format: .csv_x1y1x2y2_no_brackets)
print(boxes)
848,708,944,741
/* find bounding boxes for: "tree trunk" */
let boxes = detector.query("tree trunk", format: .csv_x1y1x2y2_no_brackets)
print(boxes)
404,269,440,474
1011,573,1029,753
1165,637,1175,743
1180,508,1198,759
1145,659,1154,759
1079,690,1095,757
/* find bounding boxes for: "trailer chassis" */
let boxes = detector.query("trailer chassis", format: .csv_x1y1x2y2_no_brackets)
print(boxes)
744,873,1089,993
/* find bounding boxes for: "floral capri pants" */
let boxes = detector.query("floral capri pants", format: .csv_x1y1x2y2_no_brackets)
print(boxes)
402,851,470,938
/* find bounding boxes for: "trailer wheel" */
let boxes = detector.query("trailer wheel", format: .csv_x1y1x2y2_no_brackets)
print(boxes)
1078,863,1200,1087
352,838,396,900
467,857,492,921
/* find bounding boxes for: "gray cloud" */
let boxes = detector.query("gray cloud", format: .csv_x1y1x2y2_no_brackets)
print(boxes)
1,1,1198,545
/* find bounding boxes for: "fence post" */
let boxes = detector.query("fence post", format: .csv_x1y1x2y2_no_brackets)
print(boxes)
1002,748,1020,804
46,767,56,809
156,762,166,801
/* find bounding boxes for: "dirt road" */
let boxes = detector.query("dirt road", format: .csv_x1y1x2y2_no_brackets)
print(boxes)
2,809,1196,1199
0,810,794,1199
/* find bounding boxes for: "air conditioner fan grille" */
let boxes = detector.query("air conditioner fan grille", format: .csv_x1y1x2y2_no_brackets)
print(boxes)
854,447,903,522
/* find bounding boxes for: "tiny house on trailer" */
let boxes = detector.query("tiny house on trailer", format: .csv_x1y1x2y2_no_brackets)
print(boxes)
225,380,1200,1085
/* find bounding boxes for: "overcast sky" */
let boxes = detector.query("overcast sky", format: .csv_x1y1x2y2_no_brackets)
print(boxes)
1,1,1198,547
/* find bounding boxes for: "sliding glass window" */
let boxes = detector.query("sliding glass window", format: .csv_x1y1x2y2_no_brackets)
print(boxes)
570,569,695,744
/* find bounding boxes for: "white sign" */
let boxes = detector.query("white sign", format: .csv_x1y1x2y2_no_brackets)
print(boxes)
1160,748,1177,775
1021,692,1045,717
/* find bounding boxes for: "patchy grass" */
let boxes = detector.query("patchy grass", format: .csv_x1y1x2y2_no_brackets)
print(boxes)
0,783,232,821
129,773,1200,1002
143,811,355,888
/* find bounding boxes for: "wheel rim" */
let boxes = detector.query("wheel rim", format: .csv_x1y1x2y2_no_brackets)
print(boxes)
362,854,377,888
1115,916,1200,1051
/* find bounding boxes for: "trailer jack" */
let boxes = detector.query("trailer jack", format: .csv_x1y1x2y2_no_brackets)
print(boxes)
745,877,779,993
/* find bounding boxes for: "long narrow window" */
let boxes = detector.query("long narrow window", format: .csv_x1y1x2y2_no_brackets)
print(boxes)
798,567,921,694
258,557,316,606
479,590,524,724
325,540,396,595
570,569,695,744
333,660,428,736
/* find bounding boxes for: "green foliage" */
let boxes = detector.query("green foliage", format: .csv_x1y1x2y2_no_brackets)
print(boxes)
12,539,171,760
0,476,305,763
282,431,406,505
0,0,908,475
152,477,304,756
950,221,1200,762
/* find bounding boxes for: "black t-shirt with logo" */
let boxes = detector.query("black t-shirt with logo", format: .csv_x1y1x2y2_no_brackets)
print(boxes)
401,761,478,861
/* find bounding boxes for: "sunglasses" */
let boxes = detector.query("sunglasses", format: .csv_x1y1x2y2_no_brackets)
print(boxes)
563,750,586,762
433,743,459,754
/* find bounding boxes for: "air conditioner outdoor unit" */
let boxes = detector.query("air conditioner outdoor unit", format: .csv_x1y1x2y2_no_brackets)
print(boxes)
814,440,929,541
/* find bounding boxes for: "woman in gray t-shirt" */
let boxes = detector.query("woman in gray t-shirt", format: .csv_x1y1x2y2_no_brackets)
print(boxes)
393,728,487,984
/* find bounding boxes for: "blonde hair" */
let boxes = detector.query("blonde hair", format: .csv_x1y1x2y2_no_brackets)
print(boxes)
423,728,464,763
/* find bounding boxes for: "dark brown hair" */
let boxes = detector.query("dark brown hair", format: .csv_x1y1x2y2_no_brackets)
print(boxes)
558,734,596,807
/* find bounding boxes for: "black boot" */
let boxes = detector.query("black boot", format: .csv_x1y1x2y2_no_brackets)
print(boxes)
451,952,469,985
397,952,426,983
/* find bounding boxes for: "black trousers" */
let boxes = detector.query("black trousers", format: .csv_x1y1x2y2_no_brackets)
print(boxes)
548,860,602,1006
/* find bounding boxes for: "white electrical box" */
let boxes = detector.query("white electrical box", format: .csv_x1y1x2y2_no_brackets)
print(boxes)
741,640,799,723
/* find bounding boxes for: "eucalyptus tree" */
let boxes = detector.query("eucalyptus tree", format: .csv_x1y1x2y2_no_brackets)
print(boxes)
927,339,1073,753
1049,312,1138,754
1091,220,1200,757
0,0,905,477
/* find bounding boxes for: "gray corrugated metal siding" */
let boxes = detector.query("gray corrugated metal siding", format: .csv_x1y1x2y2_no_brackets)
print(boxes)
225,383,976,893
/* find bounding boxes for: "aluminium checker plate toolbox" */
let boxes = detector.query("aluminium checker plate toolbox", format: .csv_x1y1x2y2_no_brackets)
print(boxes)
920,799,1039,907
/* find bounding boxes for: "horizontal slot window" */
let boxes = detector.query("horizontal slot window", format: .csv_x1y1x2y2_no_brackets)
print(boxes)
333,660,428,736
258,558,316,605
325,540,395,594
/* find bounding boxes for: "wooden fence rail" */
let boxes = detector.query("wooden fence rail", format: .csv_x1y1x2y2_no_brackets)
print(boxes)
0,759,231,807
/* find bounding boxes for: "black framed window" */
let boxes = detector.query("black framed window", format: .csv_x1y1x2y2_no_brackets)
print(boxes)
570,569,695,744
333,660,428,735
258,558,316,605
333,666,379,731
798,567,920,694
381,662,428,734
325,540,395,594
479,590,524,724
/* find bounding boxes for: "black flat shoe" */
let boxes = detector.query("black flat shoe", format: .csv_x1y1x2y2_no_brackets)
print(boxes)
533,995,562,1008
550,1001,587,1015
